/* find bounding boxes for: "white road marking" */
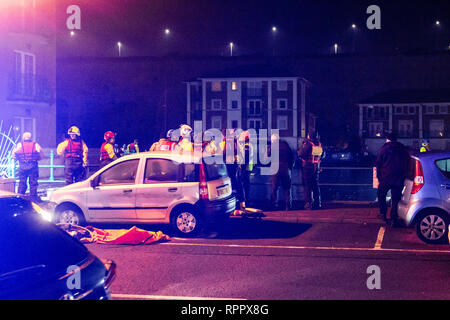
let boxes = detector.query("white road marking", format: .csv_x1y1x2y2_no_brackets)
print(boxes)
161,241,450,254
112,293,246,300
374,226,386,250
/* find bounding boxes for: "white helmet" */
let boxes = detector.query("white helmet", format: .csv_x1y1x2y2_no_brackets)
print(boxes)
180,124,192,138
22,132,32,141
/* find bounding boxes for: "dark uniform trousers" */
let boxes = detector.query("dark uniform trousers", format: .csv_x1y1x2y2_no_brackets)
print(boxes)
377,183,403,221
302,163,321,209
18,161,39,196
271,171,292,208
65,158,85,185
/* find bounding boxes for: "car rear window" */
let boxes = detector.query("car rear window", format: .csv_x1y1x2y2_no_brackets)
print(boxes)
203,158,228,181
435,158,450,179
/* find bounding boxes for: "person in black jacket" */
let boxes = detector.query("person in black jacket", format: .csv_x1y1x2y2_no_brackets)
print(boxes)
375,132,410,227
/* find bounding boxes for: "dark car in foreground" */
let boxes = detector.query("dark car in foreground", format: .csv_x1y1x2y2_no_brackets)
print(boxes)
0,192,115,300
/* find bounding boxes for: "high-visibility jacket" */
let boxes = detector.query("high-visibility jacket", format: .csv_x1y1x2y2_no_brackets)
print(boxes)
12,141,42,162
57,138,88,165
420,145,431,153
177,138,194,152
100,142,117,161
302,140,323,165
127,143,140,154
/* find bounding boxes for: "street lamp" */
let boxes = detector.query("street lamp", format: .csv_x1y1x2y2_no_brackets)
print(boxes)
334,43,339,54
165,28,170,35
117,42,122,57
229,42,234,56
70,30,75,37
435,20,440,26
350,24,357,52
272,26,277,32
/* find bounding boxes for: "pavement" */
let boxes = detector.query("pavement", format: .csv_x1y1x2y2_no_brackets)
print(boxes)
250,202,384,225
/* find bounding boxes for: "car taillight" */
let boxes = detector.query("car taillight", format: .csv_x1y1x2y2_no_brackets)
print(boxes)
199,163,209,200
411,159,424,194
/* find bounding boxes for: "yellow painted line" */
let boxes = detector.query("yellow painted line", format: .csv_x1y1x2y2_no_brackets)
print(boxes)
112,293,246,300
374,226,386,250
161,241,450,254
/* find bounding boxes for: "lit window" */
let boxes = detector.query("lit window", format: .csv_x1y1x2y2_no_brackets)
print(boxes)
211,81,222,92
231,81,238,91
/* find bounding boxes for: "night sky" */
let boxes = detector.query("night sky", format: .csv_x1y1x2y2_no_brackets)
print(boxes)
57,0,450,58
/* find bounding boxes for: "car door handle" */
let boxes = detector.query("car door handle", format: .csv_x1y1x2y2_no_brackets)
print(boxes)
168,188,178,192
123,189,133,193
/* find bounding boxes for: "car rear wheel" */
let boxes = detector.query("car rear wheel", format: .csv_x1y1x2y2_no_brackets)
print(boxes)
416,211,449,244
57,205,86,226
171,207,202,237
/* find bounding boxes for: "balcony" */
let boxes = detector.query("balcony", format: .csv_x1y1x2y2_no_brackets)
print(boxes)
8,73,51,103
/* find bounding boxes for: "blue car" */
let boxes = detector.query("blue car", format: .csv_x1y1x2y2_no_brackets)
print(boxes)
398,152,450,244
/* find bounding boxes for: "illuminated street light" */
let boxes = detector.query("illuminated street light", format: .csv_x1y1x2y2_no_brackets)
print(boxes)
334,43,339,54
351,24,357,29
165,28,171,35
70,30,75,37
435,20,440,26
272,26,277,32
117,42,122,57
229,42,234,56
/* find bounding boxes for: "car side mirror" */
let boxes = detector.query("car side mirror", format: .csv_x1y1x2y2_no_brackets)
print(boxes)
90,177,99,189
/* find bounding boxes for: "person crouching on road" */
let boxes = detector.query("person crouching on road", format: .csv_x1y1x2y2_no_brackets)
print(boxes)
100,131,118,168
376,132,410,227
57,126,88,185
12,132,42,199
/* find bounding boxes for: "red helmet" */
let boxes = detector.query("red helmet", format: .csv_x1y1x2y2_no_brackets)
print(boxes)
104,131,115,140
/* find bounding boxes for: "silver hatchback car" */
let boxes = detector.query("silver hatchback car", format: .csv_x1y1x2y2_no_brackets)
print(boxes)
398,152,450,244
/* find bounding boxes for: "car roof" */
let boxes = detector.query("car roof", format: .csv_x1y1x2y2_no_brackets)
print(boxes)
412,151,450,161
124,150,204,163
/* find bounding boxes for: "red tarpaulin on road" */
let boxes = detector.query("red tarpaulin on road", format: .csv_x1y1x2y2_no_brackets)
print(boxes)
58,224,170,245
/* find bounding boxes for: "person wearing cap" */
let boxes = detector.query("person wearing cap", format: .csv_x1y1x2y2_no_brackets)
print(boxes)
420,139,431,153
375,132,410,227
11,132,42,198
57,126,88,185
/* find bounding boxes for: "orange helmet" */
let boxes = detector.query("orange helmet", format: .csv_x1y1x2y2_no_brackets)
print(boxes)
104,131,115,140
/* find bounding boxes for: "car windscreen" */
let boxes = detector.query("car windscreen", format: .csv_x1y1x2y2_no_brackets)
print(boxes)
0,197,88,283
203,158,228,181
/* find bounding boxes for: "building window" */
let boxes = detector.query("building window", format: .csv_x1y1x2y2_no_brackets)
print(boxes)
211,116,222,129
368,122,383,137
248,119,262,131
277,80,288,91
211,99,222,110
398,120,413,137
13,117,36,141
277,99,288,110
231,81,238,91
277,116,288,130
231,120,238,129
247,100,262,115
247,81,263,96
428,119,444,137
231,100,239,109
424,105,435,114
211,81,222,92
408,105,416,115
394,106,404,115
438,105,448,114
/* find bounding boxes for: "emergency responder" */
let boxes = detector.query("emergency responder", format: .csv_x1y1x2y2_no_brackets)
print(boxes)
235,130,254,210
420,139,431,153
299,129,324,210
269,133,294,210
150,130,177,151
127,139,140,154
175,124,194,152
11,132,42,198
57,126,88,185
100,131,118,168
